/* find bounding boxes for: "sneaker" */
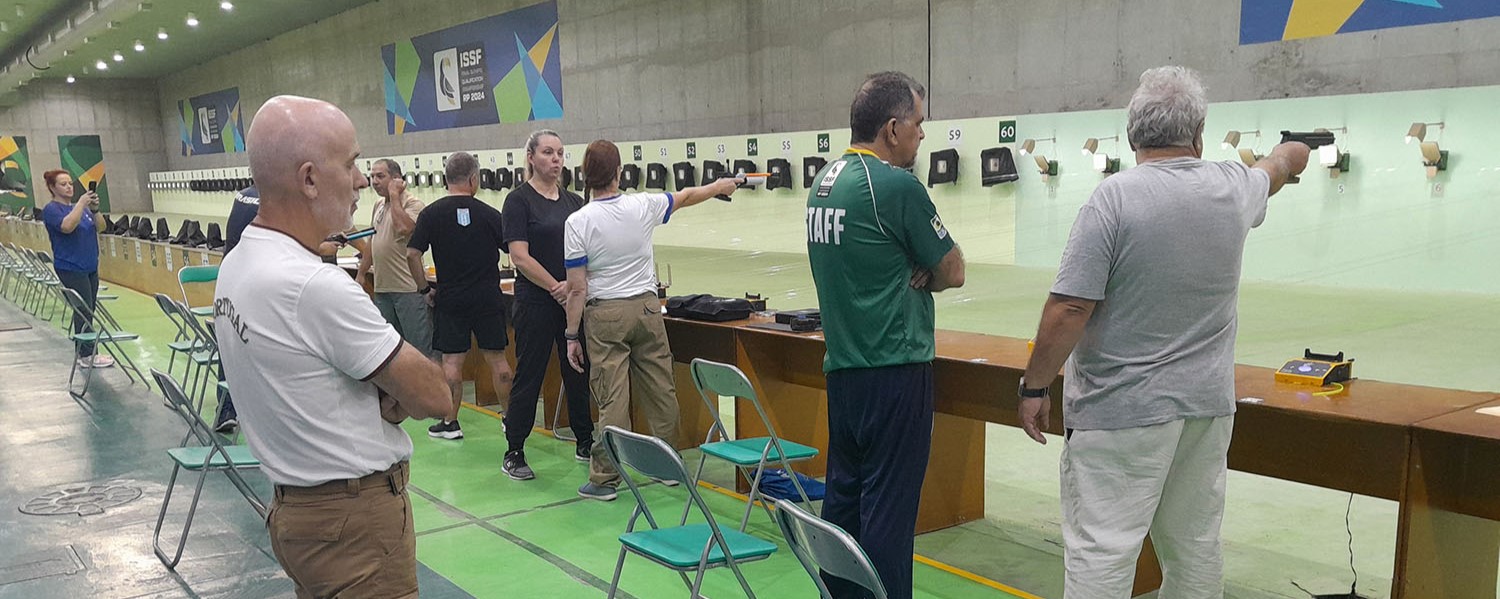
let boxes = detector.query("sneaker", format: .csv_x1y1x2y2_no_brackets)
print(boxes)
427,420,463,440
214,418,238,434
502,450,535,481
574,442,592,463
577,482,617,501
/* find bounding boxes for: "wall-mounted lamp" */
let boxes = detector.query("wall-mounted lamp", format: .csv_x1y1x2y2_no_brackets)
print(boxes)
1018,137,1055,157
1222,129,1260,150
1405,121,1444,145
1082,135,1118,156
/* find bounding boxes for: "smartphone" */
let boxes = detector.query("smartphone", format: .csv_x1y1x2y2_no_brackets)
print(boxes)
88,181,97,193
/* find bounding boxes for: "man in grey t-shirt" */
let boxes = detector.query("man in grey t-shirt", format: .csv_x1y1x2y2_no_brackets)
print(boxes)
1016,66,1309,599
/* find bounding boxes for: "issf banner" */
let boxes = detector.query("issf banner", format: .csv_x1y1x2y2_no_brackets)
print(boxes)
382,0,563,135
0,136,34,215
58,135,109,213
178,87,246,156
1242,0,1500,44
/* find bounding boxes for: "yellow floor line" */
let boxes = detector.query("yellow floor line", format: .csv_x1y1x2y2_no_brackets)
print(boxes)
456,402,1042,599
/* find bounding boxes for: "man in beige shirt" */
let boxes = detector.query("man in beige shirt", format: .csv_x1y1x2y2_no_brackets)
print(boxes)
357,158,435,359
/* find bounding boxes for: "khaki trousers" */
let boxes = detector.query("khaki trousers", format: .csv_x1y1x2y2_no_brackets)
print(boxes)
584,292,680,487
268,461,417,599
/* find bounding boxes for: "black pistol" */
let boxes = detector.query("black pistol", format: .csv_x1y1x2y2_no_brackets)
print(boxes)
1279,130,1337,184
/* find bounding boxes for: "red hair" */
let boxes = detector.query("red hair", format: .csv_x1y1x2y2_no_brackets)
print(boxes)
42,169,69,191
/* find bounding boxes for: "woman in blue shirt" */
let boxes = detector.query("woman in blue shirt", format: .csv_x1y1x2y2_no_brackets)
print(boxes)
40,169,112,369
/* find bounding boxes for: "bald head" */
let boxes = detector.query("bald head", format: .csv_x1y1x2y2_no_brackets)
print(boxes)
248,95,359,201
246,95,367,239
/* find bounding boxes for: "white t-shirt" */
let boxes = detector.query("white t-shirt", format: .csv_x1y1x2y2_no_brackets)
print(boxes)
214,224,410,487
563,192,673,301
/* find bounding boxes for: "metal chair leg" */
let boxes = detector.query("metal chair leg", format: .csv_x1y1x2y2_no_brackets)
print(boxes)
153,464,210,569
607,546,628,599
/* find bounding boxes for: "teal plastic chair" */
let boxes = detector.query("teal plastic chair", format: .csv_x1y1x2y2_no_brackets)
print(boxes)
177,265,218,317
688,358,819,532
773,501,888,599
166,298,220,412
601,425,777,599
59,287,145,398
149,369,265,569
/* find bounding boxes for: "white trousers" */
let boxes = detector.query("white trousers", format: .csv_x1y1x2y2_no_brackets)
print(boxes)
1061,415,1234,599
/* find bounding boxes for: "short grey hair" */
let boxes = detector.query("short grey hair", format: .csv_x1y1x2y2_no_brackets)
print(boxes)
1126,66,1207,150
445,151,479,186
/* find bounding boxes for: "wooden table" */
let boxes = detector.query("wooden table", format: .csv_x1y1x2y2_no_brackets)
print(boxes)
1397,399,1500,598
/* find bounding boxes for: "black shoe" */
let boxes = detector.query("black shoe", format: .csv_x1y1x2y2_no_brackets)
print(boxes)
502,450,535,481
427,420,463,440
214,418,238,434
575,442,592,463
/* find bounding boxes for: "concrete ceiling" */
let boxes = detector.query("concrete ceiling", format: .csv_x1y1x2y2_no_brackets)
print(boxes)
0,0,379,95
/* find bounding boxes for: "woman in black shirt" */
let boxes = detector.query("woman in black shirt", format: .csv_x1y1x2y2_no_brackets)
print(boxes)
499,130,593,480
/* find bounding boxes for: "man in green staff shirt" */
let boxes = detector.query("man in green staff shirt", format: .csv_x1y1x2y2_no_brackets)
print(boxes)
805,71,966,599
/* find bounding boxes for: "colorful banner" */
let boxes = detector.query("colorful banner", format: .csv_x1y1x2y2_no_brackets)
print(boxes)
382,0,563,135
177,87,246,156
0,136,33,215
1242,0,1500,44
58,135,109,213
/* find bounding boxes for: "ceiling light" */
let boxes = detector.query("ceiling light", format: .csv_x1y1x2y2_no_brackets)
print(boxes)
157,28,168,40
1405,121,1444,145
220,1,233,11
134,40,145,52
95,60,108,70
186,13,199,27
112,51,123,62
66,75,75,84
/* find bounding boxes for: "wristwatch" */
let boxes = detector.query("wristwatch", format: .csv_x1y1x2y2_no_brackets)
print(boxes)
418,286,432,295
1017,378,1050,399
564,331,580,341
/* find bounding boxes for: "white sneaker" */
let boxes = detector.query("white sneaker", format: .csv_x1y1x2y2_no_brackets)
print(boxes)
78,355,114,369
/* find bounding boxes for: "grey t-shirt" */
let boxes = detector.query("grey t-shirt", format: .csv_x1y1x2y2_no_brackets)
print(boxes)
1052,157,1271,431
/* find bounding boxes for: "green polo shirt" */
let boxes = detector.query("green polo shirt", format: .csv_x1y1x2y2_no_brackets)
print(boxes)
806,149,955,373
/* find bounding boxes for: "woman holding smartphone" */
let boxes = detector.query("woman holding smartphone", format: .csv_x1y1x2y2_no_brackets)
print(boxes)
41,169,112,369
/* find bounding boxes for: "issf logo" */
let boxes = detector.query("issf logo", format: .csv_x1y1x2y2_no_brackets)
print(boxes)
434,48,461,112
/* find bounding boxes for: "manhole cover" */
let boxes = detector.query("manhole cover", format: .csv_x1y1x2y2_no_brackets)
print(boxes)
20,482,142,516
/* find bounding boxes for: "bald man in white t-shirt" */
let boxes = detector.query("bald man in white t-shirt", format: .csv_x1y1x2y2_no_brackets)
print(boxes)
216,95,449,599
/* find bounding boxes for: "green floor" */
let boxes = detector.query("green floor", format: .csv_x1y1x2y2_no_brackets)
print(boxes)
8,240,1499,598
0,267,1027,598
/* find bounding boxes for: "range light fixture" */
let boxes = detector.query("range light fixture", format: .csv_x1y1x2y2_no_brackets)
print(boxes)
220,1,233,11
157,28,168,40
1405,121,1444,145
133,40,145,52
1018,136,1055,157
95,60,108,70
112,51,123,62
66,75,75,83
1032,154,1059,180
1237,148,1262,167
1222,129,1260,150
1081,135,1118,156
1419,141,1448,179
185,13,199,27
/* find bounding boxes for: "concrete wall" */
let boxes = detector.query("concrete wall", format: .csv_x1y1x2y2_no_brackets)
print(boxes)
0,80,165,212
152,0,1500,170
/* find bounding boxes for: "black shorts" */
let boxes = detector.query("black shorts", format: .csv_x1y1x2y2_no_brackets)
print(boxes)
432,309,508,354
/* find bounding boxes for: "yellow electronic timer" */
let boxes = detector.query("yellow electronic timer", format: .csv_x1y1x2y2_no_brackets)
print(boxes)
1275,349,1354,386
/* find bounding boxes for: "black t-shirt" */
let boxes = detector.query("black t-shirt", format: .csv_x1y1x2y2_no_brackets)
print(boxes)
501,182,586,305
408,195,505,314
224,186,260,255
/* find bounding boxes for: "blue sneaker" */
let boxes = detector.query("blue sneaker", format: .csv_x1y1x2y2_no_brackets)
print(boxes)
577,482,617,501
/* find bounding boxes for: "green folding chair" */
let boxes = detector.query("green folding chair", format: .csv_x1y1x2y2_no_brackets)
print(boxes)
773,501,888,599
687,358,819,532
166,298,220,412
178,264,219,317
153,293,204,381
149,369,265,569
59,287,145,398
602,425,777,599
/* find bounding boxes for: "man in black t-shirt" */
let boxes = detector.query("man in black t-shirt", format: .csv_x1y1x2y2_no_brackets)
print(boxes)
406,152,513,440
